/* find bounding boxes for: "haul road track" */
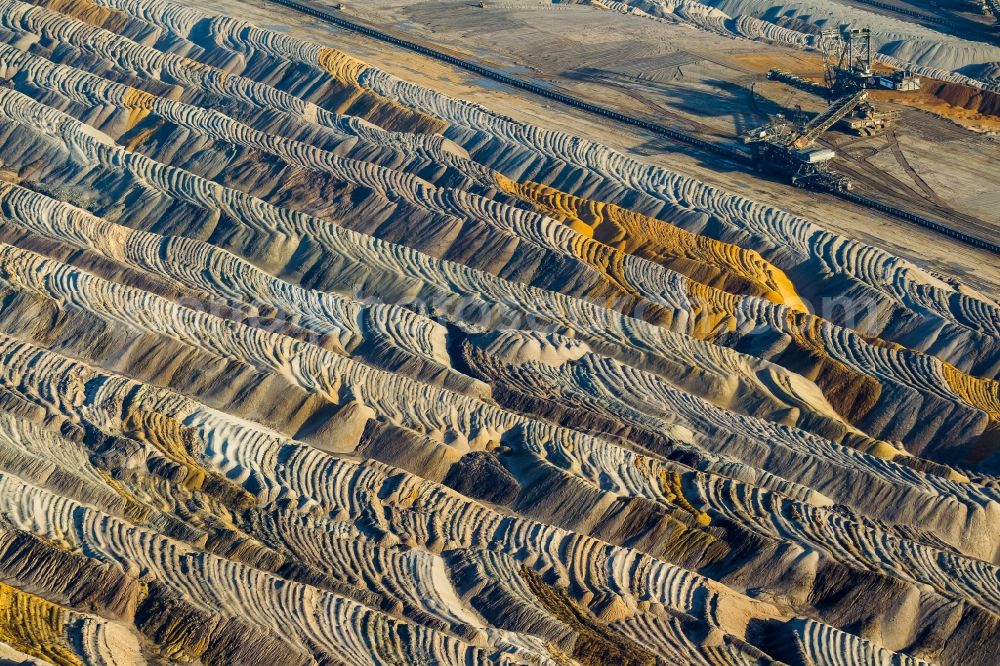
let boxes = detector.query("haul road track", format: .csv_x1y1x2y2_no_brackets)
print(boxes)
270,0,1000,255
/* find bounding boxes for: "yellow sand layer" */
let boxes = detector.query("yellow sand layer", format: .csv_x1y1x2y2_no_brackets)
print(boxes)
680,278,993,466
32,0,131,34
0,581,82,666
495,174,806,311
942,363,1000,422
682,280,894,450
781,309,885,425
662,470,712,527
683,280,740,339
123,409,256,511
122,87,155,131
317,47,369,85
31,0,447,136
316,47,448,135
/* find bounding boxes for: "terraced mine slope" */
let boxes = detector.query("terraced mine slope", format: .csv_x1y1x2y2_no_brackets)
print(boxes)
300,0,1000,289
0,0,994,664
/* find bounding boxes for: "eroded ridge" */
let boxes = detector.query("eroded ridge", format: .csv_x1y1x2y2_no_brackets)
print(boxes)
0,0,992,664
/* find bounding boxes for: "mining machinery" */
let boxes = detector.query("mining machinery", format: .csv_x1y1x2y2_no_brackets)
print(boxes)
820,28,906,131
822,27,918,91
746,25,928,190
745,28,911,192
819,27,912,135
767,27,915,139
743,109,854,192
821,27,874,95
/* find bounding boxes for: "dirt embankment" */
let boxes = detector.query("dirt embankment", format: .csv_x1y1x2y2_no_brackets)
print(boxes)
927,80,1000,117
873,78,1000,133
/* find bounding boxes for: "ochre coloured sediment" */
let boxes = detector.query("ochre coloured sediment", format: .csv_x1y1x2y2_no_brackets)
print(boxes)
0,0,988,664
0,582,82,666
122,87,155,130
495,173,808,311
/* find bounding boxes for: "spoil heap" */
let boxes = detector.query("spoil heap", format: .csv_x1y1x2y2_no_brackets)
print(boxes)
0,0,993,664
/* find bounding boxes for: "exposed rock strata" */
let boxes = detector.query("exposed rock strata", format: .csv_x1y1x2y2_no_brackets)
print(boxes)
0,0,991,664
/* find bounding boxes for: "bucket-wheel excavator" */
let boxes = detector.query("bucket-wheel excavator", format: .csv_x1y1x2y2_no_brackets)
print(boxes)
767,27,912,138
744,26,922,192
742,100,856,192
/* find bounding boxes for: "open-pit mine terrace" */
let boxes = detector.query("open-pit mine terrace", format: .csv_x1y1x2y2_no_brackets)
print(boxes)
0,0,993,664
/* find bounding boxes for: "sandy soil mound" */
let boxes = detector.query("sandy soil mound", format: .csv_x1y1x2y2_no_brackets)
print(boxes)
0,0,990,663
